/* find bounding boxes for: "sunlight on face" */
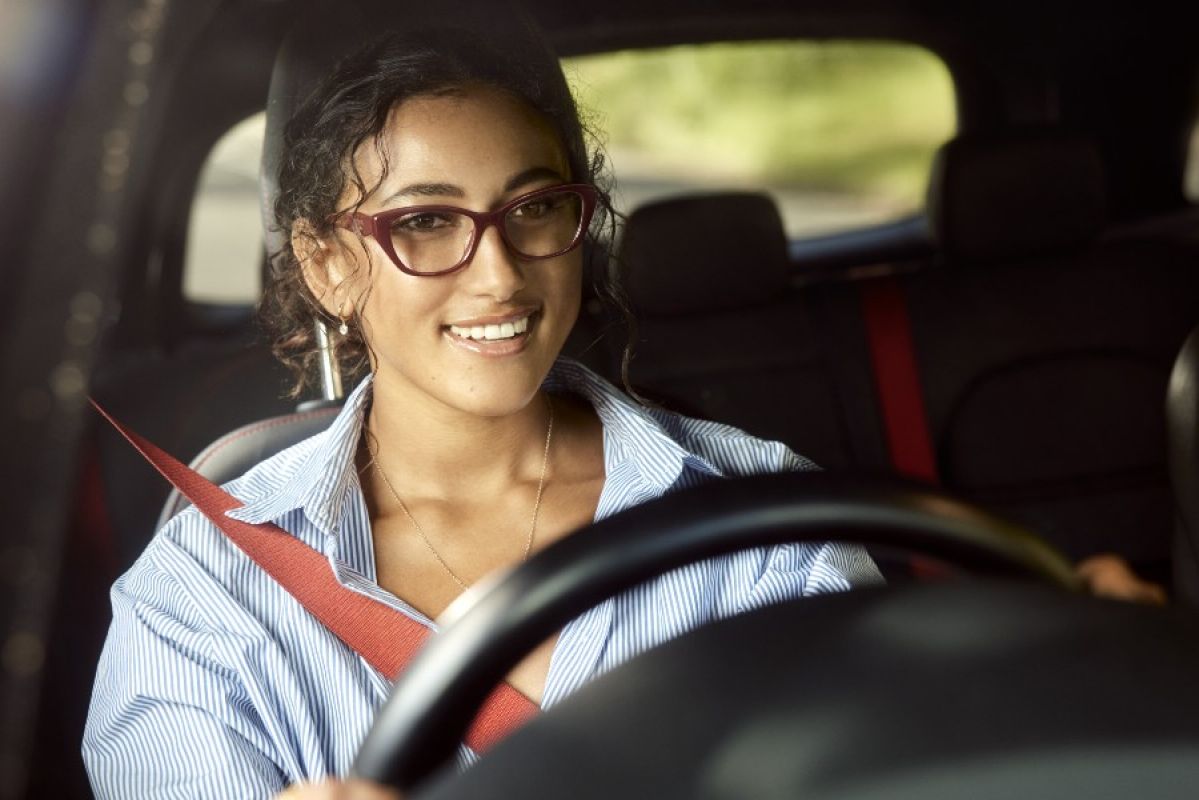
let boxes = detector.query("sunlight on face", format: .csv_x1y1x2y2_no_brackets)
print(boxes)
327,87,583,419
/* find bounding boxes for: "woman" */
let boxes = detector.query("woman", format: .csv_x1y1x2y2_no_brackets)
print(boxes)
82,27,881,798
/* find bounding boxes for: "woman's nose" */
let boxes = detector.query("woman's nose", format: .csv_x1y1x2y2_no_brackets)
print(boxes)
463,224,526,300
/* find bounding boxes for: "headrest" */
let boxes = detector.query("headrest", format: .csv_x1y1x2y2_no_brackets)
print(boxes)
621,193,790,316
259,0,556,260
926,131,1106,264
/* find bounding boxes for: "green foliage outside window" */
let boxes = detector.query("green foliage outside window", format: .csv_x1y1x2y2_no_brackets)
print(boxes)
564,41,956,212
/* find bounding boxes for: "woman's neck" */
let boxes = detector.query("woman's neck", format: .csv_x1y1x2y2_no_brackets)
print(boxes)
362,374,554,500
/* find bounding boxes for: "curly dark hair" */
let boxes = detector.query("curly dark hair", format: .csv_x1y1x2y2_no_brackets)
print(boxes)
261,27,631,398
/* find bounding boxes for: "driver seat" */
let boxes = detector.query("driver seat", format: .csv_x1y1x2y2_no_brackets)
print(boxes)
154,404,341,528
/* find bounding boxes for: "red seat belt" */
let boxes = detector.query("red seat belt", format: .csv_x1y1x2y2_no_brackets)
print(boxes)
859,276,940,484
91,400,537,753
859,277,947,579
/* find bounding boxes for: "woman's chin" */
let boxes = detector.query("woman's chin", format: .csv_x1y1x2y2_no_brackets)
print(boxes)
446,386,547,419
370,348,556,420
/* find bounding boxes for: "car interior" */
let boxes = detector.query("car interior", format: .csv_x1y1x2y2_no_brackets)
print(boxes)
5,0,1199,796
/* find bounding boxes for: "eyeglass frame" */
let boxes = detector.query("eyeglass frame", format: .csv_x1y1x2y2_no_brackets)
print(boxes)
332,182,598,277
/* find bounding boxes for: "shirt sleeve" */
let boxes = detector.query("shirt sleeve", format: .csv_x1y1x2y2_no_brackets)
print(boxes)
723,438,886,614
737,541,885,614
648,423,889,614
83,544,288,800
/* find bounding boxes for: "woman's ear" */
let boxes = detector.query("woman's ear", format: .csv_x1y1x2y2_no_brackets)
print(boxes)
293,219,353,318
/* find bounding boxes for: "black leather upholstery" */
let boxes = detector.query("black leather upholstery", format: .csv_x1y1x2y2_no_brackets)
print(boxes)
1166,324,1199,607
926,130,1106,264
622,192,790,316
617,193,868,471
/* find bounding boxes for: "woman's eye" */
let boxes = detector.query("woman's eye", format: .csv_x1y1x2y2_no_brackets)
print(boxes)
512,197,559,220
393,212,456,232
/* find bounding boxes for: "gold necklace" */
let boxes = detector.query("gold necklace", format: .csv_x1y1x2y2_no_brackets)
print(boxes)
369,395,554,590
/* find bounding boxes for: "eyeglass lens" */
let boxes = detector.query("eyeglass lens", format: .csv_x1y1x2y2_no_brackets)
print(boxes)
389,188,585,274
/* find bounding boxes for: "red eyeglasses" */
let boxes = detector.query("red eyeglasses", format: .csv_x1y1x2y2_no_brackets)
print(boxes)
334,183,597,276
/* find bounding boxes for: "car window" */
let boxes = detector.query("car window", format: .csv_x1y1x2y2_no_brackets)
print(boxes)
184,41,955,305
183,113,264,305
562,40,956,238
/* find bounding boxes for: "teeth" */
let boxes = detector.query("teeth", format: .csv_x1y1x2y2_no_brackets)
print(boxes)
449,315,532,341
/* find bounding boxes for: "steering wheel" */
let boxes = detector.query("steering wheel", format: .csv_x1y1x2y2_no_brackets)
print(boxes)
350,471,1081,793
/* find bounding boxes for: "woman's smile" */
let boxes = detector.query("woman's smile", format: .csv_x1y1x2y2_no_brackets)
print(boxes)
316,86,583,417
444,309,540,357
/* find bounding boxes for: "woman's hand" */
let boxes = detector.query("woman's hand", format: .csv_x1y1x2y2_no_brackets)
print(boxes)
1076,554,1167,605
275,779,403,800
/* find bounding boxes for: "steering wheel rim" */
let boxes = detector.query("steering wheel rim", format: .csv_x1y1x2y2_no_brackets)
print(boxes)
352,471,1080,791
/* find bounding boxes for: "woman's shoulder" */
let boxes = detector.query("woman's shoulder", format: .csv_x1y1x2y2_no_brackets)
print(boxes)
549,359,819,476
182,385,369,527
645,404,820,476
220,427,330,502
138,421,343,578
116,432,338,642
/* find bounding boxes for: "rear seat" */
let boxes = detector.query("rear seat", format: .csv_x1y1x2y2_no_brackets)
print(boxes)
894,131,1199,576
618,131,1199,581
616,192,871,471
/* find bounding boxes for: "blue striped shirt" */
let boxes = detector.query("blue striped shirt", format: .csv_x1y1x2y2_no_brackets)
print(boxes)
82,358,882,798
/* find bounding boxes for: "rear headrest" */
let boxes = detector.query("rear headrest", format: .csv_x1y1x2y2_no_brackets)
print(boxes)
927,131,1106,264
259,0,557,260
621,193,790,316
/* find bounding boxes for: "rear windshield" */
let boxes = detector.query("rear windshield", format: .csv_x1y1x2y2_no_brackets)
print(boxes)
563,40,957,238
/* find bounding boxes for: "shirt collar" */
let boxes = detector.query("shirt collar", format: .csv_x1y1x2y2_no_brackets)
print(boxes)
544,359,723,490
225,375,373,535
226,357,722,534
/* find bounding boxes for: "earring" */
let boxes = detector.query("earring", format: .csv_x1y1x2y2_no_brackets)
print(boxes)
338,317,349,336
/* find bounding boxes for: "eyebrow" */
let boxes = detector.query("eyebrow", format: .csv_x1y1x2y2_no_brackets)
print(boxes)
503,166,567,193
380,166,567,207
382,182,464,205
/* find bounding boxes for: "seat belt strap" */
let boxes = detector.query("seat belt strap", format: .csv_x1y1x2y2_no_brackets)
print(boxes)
859,276,940,483
91,400,537,753
859,277,948,580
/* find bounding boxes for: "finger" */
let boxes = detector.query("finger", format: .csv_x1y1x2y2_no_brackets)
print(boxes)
1076,555,1167,605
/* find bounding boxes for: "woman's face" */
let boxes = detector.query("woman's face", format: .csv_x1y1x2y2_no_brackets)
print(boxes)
313,86,583,418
